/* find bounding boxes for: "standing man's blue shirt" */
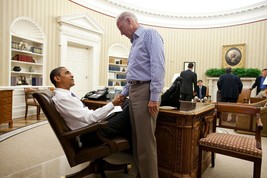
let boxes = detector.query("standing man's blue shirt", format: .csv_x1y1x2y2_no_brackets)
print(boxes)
121,26,165,101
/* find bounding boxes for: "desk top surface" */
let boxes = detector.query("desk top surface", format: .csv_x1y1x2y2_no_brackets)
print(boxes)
83,99,215,115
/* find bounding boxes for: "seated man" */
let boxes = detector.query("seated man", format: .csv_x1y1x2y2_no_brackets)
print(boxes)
50,67,131,147
194,80,207,102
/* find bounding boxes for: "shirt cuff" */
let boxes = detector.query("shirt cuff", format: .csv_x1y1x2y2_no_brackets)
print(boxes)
150,92,161,102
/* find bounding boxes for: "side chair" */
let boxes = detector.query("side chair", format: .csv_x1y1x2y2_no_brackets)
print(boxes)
33,90,130,178
198,104,263,178
24,87,41,120
237,88,252,103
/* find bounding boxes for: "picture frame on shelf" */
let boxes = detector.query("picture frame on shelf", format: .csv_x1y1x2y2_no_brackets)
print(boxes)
113,81,121,86
183,62,196,72
222,43,246,68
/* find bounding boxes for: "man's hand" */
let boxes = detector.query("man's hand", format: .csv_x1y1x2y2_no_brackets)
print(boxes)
148,101,159,118
111,94,123,106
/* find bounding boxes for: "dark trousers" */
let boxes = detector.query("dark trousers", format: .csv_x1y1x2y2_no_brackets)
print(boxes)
221,97,238,103
80,103,131,147
180,93,194,101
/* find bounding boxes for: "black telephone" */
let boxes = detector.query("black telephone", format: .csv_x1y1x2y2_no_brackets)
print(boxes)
82,87,109,101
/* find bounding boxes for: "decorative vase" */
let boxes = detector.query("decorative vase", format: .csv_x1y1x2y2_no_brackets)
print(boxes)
29,66,35,72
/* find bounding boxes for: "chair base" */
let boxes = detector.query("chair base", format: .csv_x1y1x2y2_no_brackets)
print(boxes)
66,158,130,178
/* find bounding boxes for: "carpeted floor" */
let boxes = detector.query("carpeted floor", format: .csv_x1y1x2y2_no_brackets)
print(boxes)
0,122,266,178
0,123,64,177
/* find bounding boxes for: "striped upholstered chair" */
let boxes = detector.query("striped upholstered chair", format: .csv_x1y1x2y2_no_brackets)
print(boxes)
198,103,263,178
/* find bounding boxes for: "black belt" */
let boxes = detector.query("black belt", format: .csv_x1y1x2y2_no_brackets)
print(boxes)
128,80,151,85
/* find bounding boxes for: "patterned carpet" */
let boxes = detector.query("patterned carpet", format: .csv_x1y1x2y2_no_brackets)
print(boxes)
0,114,47,142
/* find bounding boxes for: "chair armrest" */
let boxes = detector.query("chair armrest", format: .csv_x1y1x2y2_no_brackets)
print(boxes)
96,131,117,152
202,110,217,138
60,121,108,139
255,114,263,149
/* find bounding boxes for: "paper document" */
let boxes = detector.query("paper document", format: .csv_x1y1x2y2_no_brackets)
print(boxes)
108,106,122,116
263,77,267,85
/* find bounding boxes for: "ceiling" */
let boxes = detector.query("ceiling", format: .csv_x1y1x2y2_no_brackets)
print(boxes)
108,0,264,15
72,0,267,28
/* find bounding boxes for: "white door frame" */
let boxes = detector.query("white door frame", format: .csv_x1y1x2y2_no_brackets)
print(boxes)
57,13,104,89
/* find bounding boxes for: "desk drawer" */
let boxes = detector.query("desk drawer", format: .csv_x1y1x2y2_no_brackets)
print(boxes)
0,98,12,104
0,90,12,98
0,104,12,112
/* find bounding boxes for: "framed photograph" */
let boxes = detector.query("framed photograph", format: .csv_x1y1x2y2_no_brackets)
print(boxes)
184,62,196,72
222,43,246,68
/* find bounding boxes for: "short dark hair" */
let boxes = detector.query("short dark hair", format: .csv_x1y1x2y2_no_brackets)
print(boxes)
197,80,203,83
50,67,65,87
262,68,267,72
225,67,232,73
188,62,194,69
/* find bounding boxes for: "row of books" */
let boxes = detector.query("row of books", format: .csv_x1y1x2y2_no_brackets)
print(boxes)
109,65,120,71
12,54,34,63
108,81,127,86
108,73,126,79
10,77,42,86
32,77,43,86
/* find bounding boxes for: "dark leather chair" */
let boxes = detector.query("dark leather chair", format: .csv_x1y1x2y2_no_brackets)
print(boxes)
33,90,130,178
24,88,41,120
198,104,263,178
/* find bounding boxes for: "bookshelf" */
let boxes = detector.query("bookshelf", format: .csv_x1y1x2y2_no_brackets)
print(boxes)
10,35,44,86
9,16,45,87
108,56,127,87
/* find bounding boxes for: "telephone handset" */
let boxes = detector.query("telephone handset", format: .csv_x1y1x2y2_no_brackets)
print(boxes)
83,87,109,100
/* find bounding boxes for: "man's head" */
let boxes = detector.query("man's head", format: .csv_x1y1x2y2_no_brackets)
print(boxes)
188,62,194,69
197,80,203,86
116,11,140,40
50,67,75,90
261,68,267,77
225,67,232,74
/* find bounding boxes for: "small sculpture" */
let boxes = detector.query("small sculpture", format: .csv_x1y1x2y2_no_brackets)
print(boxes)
19,41,28,51
29,66,35,72
17,76,29,85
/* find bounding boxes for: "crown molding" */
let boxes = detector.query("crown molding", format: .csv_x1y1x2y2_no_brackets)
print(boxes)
71,0,267,28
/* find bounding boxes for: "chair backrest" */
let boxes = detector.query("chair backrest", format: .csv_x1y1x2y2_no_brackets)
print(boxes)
215,102,261,132
24,88,39,104
205,86,209,97
32,90,78,165
237,88,252,103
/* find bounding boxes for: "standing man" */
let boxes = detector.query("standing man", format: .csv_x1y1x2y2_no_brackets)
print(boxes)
180,62,197,101
250,68,267,97
116,11,165,178
217,67,243,102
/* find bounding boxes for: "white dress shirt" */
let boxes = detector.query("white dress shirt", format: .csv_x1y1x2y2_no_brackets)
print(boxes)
52,88,114,130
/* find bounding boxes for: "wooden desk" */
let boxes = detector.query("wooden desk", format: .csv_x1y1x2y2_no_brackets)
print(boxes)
0,89,13,127
83,100,215,178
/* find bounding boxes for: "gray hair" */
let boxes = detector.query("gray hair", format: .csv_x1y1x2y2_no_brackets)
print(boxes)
116,11,137,23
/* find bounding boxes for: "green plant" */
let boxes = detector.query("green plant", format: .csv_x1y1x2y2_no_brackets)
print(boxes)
205,68,225,77
205,68,261,77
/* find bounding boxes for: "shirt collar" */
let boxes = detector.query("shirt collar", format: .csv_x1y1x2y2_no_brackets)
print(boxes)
55,88,72,96
131,26,144,43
